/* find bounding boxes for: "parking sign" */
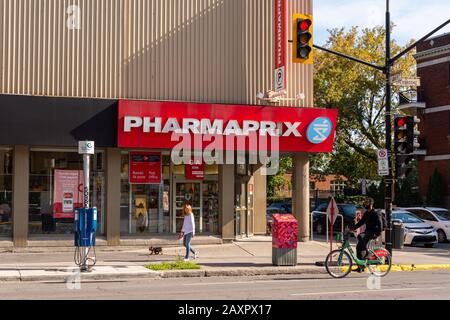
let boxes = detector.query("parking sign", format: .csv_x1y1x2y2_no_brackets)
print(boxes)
377,149,389,176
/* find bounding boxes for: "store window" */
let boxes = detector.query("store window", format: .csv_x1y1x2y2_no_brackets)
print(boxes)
120,152,220,235
0,149,13,237
28,150,105,235
120,152,171,235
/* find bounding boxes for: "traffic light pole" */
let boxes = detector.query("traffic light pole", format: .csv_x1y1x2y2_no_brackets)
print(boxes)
384,0,393,254
311,0,450,256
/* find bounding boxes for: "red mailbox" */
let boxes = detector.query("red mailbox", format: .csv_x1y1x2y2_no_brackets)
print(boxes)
272,214,298,248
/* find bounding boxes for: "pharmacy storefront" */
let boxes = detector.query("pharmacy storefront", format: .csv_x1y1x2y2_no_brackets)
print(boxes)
0,94,337,247
117,99,338,238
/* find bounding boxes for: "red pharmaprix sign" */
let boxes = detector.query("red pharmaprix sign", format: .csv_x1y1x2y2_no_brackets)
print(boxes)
274,0,286,92
118,100,338,153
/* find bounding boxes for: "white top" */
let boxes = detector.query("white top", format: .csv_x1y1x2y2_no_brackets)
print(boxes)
181,214,195,235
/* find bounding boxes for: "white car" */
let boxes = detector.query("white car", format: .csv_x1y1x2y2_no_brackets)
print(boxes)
382,210,438,247
401,207,450,243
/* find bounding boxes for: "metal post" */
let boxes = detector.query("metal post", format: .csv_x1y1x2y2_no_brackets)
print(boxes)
384,0,393,255
81,153,90,271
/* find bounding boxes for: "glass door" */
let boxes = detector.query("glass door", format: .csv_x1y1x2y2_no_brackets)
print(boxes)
235,180,247,238
247,183,254,236
173,182,202,233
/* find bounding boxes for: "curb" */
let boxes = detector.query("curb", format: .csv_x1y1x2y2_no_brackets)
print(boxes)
159,267,327,278
2,264,450,282
392,264,450,272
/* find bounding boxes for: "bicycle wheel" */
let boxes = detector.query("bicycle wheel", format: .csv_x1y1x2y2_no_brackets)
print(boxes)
367,248,392,277
325,249,353,279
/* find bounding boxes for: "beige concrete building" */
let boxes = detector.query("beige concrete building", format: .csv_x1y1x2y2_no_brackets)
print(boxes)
0,0,316,247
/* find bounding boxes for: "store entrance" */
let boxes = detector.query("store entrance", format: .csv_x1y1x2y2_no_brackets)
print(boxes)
174,182,202,233
235,178,254,238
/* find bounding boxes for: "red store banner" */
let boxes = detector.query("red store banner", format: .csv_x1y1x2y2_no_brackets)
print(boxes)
53,170,84,219
129,152,162,184
274,0,286,92
118,100,338,153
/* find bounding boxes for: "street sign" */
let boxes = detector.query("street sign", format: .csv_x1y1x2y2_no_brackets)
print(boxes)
377,149,389,176
275,67,285,92
78,141,95,155
392,77,421,87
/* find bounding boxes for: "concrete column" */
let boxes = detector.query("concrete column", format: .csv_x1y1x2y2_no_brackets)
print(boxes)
13,146,29,247
253,165,267,235
292,153,310,242
219,164,235,242
106,148,121,246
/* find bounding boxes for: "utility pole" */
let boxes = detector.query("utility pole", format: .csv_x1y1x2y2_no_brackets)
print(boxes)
311,0,450,256
384,0,393,254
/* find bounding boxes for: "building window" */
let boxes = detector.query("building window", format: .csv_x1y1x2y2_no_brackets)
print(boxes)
28,150,105,236
330,180,346,193
0,149,13,238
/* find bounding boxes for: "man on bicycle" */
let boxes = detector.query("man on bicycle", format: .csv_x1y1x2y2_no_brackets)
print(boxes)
351,197,383,272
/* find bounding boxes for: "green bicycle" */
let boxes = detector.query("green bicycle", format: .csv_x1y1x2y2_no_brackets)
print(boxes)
325,231,392,278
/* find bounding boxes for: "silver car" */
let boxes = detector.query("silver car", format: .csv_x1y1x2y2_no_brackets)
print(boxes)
382,210,438,247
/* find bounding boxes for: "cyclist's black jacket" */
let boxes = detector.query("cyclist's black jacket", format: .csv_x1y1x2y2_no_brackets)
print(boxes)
353,209,383,236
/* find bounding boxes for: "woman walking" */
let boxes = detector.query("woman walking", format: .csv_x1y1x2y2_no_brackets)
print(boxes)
179,203,198,262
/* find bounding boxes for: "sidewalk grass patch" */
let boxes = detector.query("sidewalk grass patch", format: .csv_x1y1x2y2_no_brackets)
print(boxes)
145,260,201,271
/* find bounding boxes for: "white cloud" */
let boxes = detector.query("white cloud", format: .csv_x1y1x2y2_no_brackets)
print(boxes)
314,0,450,45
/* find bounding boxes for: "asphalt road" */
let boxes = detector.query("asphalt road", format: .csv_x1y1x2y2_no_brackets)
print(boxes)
1,270,450,300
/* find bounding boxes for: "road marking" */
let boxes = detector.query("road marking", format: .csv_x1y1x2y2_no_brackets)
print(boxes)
291,287,445,296
183,279,324,286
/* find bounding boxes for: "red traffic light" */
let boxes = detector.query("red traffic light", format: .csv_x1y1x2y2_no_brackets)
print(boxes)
396,117,406,127
298,19,312,31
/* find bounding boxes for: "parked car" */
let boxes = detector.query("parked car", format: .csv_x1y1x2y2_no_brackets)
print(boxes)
400,207,450,243
266,206,290,235
311,203,358,235
382,210,438,247
267,201,292,214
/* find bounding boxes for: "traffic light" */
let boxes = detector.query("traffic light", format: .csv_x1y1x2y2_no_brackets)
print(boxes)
394,115,421,155
395,154,414,179
394,116,410,155
293,14,313,64
394,115,421,179
408,116,421,152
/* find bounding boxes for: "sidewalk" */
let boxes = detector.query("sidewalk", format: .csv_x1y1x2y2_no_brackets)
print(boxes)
0,236,449,282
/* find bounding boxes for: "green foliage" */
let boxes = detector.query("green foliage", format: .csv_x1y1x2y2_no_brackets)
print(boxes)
366,180,385,209
427,169,444,207
145,259,201,271
267,157,292,197
314,25,417,185
394,161,422,206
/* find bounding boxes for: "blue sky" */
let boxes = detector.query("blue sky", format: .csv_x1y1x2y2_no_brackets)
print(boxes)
314,0,450,46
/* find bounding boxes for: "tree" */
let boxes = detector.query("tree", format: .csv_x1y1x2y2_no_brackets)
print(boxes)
394,160,422,206
267,157,292,198
427,169,444,207
314,25,417,185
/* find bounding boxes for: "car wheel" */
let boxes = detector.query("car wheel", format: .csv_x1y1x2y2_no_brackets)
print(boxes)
316,222,326,235
437,230,447,243
424,244,434,248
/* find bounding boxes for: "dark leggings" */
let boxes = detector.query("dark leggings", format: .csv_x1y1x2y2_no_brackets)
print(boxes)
357,232,376,260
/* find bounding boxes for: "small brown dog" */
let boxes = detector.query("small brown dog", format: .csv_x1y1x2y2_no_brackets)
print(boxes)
149,246,163,255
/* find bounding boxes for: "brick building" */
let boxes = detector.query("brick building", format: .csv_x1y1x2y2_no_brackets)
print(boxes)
414,33,450,208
